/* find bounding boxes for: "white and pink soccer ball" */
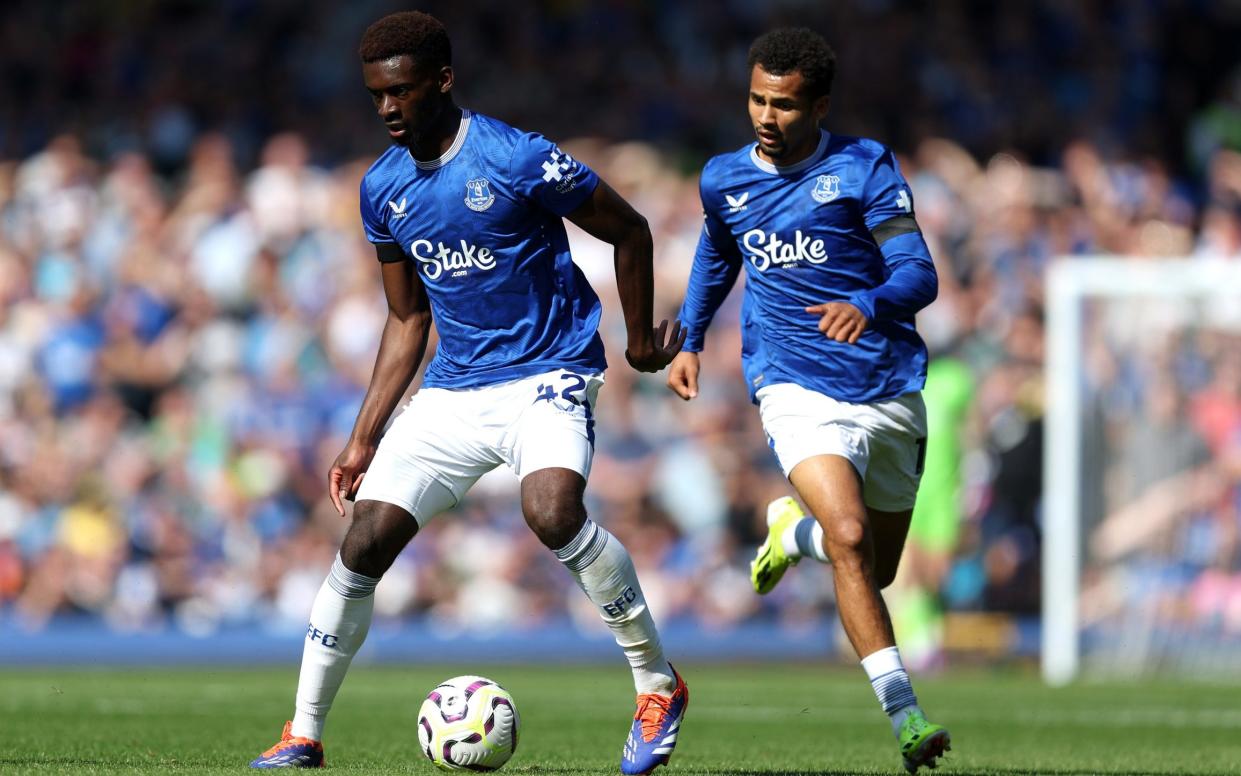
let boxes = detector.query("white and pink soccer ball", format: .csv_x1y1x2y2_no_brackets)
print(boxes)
417,675,520,771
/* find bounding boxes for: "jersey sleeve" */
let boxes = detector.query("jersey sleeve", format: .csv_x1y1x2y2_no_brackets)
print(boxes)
859,145,916,230
849,146,938,321
508,133,600,216
679,167,743,352
359,175,396,245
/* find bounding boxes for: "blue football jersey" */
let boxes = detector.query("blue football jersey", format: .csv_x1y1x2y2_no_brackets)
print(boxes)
679,130,937,404
360,110,606,389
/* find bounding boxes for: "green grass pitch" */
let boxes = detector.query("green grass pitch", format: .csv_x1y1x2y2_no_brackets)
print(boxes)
3,663,1239,774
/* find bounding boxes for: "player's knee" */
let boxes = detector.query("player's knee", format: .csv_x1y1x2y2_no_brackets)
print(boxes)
822,511,868,559
522,489,586,550
339,500,414,577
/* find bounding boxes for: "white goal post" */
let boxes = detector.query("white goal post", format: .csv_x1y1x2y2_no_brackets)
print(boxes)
1043,257,1241,686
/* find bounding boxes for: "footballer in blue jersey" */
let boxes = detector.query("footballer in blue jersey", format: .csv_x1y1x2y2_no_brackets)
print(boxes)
666,28,950,774
358,110,610,389
252,12,688,775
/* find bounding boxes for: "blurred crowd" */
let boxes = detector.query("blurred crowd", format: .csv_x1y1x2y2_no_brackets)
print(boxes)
2,1,1241,665
4,1,1241,172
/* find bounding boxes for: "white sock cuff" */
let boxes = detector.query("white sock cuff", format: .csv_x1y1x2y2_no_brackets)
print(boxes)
554,519,609,572
792,518,830,562
327,554,380,599
861,646,905,681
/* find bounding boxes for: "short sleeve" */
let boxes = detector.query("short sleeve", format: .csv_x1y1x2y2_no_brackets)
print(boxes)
860,146,915,231
359,176,396,244
508,133,600,216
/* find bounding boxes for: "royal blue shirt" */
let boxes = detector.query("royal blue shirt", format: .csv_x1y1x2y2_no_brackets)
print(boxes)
360,110,606,388
679,130,937,403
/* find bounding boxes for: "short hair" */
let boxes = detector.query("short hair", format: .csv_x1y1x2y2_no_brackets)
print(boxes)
747,28,836,99
358,11,452,70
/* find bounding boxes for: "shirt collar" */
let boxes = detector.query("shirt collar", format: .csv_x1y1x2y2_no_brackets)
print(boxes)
749,129,830,176
409,109,472,170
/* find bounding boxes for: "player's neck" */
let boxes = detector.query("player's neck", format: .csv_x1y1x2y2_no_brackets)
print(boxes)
408,104,463,163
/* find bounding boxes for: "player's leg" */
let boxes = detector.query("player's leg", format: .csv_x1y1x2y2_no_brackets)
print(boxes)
520,467,686,776
750,384,842,594
860,511,952,768
511,371,685,775
287,499,431,741
870,506,913,590
253,390,489,768
751,495,828,593
789,454,895,655
790,457,945,769
522,468,675,694
752,497,909,594
853,396,949,773
251,498,437,769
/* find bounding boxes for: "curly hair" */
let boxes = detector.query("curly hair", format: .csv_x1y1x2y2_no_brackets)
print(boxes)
747,28,836,99
358,11,452,70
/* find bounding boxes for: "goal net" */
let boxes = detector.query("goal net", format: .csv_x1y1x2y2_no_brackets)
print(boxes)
1043,258,1241,684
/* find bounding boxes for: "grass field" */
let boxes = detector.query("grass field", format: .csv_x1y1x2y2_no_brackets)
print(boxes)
3,663,1239,775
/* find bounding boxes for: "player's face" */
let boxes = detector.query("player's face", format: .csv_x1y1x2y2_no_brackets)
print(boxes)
363,55,453,146
748,65,829,164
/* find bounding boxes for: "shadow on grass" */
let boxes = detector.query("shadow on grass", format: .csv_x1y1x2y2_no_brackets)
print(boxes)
3,763,1233,776
0,759,111,766
508,764,1236,769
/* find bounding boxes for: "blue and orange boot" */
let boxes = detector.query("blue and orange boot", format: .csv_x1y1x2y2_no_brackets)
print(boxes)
621,666,689,775
249,721,325,768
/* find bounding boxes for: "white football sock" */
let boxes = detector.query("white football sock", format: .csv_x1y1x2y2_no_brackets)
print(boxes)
783,517,830,563
555,519,675,696
291,554,379,741
861,645,922,737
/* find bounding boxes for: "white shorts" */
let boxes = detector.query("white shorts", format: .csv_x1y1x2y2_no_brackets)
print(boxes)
756,382,927,512
355,370,604,526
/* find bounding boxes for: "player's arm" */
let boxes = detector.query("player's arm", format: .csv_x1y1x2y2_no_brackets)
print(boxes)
329,250,433,515
566,180,685,373
852,216,937,320
667,176,743,400
808,148,938,344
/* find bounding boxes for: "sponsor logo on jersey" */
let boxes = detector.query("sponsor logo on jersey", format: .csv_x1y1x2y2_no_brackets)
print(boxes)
541,146,581,193
725,192,749,212
811,174,840,204
410,238,497,280
742,228,828,271
463,178,495,212
388,197,409,219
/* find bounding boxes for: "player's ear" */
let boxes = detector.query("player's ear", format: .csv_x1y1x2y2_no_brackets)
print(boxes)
814,95,830,122
438,66,454,94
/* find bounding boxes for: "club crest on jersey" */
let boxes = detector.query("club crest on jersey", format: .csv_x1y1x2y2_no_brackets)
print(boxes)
811,174,841,204
463,178,495,212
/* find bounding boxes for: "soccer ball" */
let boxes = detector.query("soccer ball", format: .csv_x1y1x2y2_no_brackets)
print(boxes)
417,675,519,771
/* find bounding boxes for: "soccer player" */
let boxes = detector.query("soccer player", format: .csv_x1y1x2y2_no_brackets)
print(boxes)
250,12,688,773
665,28,950,773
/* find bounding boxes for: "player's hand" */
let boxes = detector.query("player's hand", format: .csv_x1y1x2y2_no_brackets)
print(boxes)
328,440,378,517
806,302,868,344
625,319,687,373
666,351,700,401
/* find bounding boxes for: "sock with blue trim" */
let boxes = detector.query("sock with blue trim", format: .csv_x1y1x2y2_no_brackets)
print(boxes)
555,519,674,695
861,645,922,737
782,517,830,563
291,554,380,741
